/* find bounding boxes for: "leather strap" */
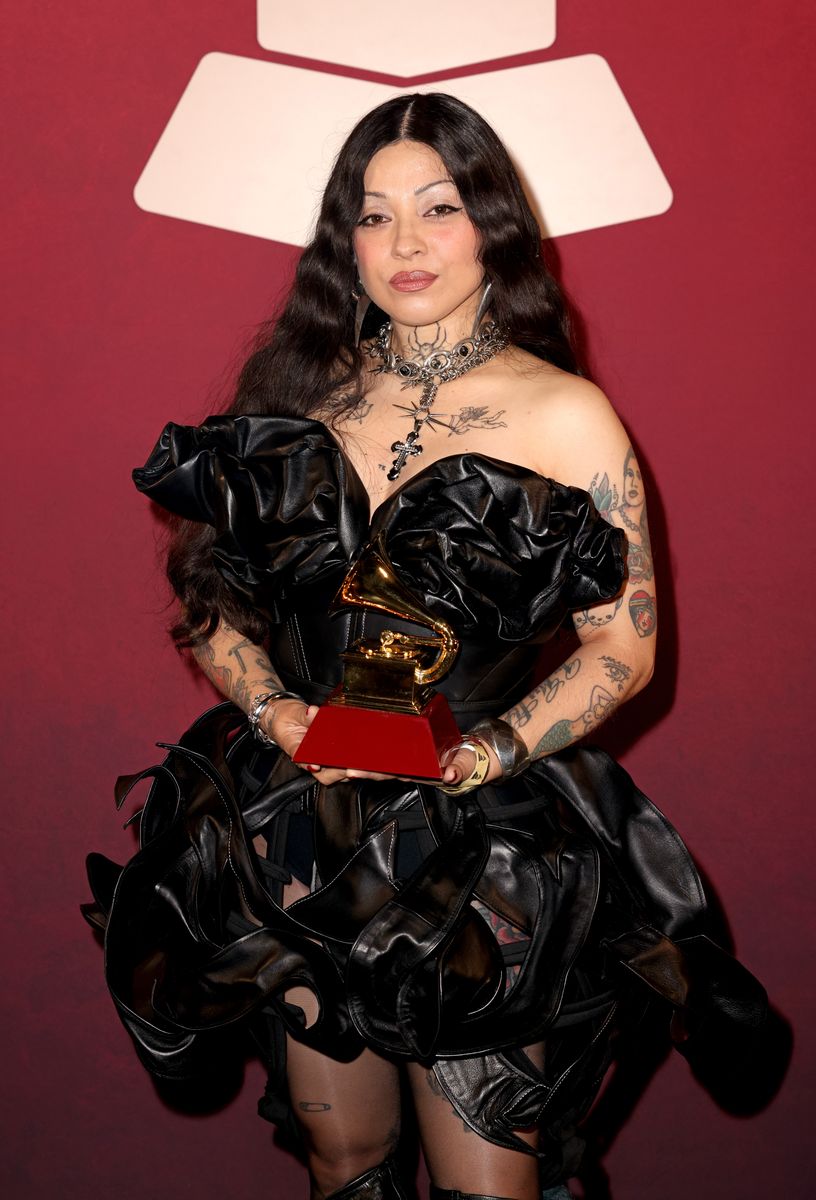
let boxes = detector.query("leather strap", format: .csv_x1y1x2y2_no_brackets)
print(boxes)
324,1152,410,1199
430,1187,571,1199
429,1187,517,1199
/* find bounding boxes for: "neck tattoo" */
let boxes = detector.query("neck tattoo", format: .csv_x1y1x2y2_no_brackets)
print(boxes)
366,321,509,480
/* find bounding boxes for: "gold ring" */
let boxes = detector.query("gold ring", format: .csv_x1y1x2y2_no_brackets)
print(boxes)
437,737,492,795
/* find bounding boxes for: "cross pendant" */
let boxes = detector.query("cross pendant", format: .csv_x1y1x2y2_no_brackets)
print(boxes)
388,430,423,480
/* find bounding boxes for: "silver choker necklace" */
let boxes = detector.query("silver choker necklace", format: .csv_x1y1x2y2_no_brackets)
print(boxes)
366,321,509,480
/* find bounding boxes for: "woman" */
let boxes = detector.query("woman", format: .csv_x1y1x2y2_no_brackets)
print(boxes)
83,94,767,1200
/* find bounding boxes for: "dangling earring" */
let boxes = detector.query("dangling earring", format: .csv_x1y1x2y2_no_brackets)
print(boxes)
352,277,371,347
470,279,493,338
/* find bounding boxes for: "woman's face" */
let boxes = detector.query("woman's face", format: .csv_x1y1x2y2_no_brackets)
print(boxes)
623,453,644,508
352,140,483,335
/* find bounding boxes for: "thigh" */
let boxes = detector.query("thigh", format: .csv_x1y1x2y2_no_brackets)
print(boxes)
406,899,544,1196
282,876,402,1168
286,1035,401,1166
406,1059,540,1200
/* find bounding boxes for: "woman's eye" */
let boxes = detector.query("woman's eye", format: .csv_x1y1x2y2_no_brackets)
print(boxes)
427,204,461,217
357,213,387,226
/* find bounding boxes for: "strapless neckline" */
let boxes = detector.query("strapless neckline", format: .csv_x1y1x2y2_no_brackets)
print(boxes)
253,415,589,530
136,413,588,530
132,413,627,638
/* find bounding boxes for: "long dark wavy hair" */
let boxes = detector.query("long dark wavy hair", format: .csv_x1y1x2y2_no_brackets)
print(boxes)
168,92,582,646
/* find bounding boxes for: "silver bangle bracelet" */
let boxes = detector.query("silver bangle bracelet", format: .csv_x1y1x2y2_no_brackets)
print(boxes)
248,689,305,748
467,717,530,779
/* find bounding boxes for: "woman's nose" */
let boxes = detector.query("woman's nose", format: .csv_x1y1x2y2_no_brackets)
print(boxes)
390,215,426,259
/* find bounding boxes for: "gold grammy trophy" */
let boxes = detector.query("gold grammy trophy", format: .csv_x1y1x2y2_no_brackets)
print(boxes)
292,534,462,779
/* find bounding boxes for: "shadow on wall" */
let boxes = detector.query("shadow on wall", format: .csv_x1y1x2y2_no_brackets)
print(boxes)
573,995,791,1200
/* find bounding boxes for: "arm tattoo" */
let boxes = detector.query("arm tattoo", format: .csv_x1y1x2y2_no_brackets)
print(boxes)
599,655,632,692
531,685,618,758
506,658,581,730
589,445,654,583
587,470,617,520
628,590,657,637
233,677,251,711
191,640,232,692
227,638,255,673
533,719,575,755
579,684,617,731
191,628,283,711
574,596,622,631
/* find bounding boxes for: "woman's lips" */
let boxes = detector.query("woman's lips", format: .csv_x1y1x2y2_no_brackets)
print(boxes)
389,272,438,292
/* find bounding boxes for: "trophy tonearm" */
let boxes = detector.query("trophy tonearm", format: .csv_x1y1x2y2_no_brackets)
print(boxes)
328,534,460,714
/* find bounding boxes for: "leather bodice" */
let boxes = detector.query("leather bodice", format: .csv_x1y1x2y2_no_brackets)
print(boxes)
133,414,626,702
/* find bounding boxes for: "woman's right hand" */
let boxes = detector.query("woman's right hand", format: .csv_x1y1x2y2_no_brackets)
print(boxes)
263,700,364,785
262,699,319,763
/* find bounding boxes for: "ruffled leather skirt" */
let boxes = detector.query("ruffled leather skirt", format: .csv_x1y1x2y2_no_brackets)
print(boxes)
82,702,768,1183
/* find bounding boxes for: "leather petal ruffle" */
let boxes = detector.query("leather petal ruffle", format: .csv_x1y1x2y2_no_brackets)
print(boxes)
83,703,364,1079
132,416,369,620
83,703,771,1149
370,454,626,639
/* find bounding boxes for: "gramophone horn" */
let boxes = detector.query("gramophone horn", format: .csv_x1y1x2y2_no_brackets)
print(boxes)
330,534,458,685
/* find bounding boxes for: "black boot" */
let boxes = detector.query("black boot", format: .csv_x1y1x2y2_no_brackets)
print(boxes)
325,1153,410,1199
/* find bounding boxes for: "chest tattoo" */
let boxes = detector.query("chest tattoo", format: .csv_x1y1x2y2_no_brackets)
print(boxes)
393,400,508,437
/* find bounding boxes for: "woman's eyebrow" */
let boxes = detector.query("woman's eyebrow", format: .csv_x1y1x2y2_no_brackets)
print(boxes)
415,178,455,194
362,178,456,199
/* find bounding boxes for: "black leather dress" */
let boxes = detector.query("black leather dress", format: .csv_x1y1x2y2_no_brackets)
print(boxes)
82,415,768,1185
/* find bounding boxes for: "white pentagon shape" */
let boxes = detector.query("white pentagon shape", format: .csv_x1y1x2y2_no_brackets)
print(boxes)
256,0,557,77
134,53,673,246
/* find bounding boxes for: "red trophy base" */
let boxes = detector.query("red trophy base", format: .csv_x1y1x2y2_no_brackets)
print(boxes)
292,690,461,780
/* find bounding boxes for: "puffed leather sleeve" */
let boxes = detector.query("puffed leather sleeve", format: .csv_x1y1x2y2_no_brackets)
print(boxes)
132,415,369,619
370,455,626,641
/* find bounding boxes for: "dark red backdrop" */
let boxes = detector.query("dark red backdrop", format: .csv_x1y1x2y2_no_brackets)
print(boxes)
3,3,814,1197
